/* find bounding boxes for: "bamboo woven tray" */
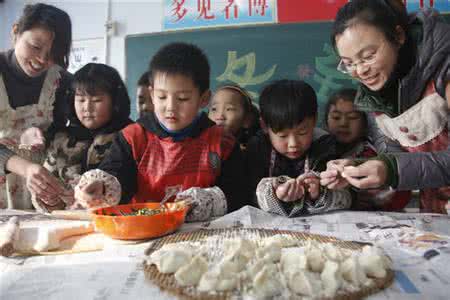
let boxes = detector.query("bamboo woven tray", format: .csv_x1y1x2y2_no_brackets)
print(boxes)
143,228,394,300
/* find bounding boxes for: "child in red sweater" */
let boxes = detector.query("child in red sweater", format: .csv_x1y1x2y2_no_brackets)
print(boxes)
74,43,247,221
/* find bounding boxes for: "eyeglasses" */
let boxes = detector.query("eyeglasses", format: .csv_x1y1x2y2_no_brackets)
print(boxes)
337,53,377,74
336,41,386,74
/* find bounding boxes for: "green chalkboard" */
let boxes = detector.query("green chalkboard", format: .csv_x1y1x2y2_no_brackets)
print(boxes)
125,22,357,121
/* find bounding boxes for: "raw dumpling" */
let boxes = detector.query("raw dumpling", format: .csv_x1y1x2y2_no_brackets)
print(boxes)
174,254,208,286
242,259,265,282
252,264,282,298
320,260,342,298
197,263,238,292
256,240,282,262
286,268,322,297
341,255,371,287
148,243,196,274
221,249,249,273
263,234,298,248
358,246,391,278
306,247,325,273
280,249,307,275
323,243,345,262
223,238,255,258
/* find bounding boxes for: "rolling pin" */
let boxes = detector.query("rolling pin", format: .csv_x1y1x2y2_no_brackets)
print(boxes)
50,210,92,221
0,216,20,257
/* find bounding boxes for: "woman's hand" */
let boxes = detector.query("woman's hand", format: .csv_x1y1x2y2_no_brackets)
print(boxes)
340,160,388,189
275,178,305,202
25,163,65,205
320,159,353,189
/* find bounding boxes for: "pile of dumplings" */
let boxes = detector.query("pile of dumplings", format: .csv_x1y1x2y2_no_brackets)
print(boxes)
146,234,392,299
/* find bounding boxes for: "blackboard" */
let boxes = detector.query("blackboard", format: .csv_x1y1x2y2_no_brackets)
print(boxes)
125,22,358,121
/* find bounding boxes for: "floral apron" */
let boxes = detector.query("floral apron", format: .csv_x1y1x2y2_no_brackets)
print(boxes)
0,65,62,209
374,82,449,214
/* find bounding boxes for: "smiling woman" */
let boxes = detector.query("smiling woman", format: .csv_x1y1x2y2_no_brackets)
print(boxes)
0,3,73,210
320,0,450,214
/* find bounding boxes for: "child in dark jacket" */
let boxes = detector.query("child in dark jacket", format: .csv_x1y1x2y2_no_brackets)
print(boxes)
246,80,351,217
325,88,411,211
32,63,133,212
75,43,247,221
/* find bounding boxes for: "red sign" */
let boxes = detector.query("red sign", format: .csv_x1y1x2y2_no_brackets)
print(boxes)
277,0,349,23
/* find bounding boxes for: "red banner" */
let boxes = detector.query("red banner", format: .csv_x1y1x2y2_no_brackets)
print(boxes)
277,0,349,23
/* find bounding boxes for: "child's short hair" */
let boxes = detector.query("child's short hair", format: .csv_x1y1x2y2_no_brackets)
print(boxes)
324,88,367,128
149,42,210,94
213,84,253,114
16,3,72,69
137,71,150,87
259,79,317,132
70,63,130,125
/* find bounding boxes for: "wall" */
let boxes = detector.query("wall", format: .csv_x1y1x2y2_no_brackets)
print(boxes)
0,0,163,78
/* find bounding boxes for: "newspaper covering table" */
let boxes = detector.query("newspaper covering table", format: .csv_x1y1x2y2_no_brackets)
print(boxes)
1,206,449,300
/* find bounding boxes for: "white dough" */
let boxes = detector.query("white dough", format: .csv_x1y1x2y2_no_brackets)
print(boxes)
14,220,94,252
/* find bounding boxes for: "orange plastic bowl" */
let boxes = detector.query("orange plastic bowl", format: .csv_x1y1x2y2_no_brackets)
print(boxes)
91,202,188,240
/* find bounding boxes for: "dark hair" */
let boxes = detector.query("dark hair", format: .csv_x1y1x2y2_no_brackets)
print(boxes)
331,0,408,49
72,63,130,123
259,79,317,132
149,42,210,94
213,84,253,115
137,71,150,87
324,88,369,139
15,3,72,69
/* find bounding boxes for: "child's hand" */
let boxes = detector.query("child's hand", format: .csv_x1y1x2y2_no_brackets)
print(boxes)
275,178,305,202
19,127,45,150
320,159,353,189
74,180,106,208
25,163,65,205
0,137,18,147
300,174,321,200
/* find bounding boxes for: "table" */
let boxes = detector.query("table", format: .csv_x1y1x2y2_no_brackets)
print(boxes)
1,206,449,300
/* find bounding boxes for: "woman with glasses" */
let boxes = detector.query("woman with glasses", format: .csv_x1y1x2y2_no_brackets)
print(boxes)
320,0,450,213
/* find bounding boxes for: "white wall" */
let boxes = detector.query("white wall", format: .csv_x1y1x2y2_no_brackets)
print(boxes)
0,0,164,79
